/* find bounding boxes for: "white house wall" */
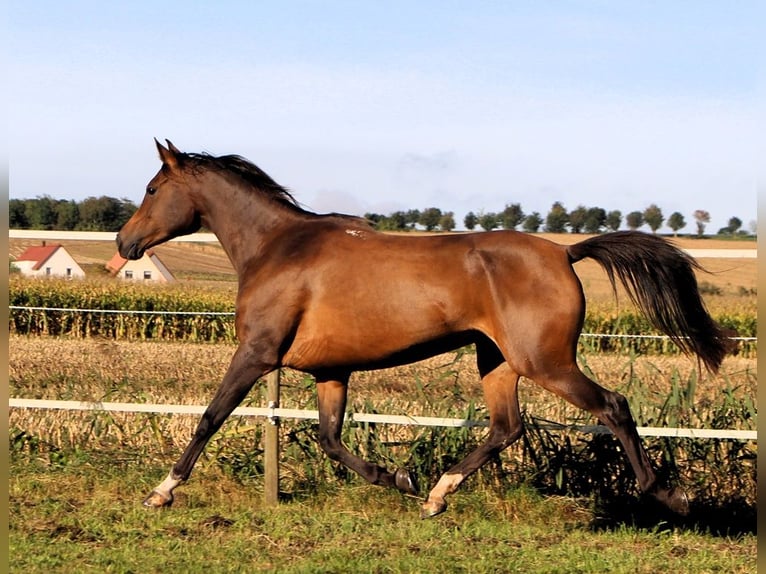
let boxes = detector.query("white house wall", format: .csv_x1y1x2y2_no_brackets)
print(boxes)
149,254,175,282
19,249,85,279
117,257,173,283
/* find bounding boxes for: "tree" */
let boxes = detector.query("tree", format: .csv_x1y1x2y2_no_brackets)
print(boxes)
418,207,442,231
583,207,606,234
56,200,80,230
464,211,478,231
25,195,58,230
77,196,126,231
499,203,525,230
725,216,743,234
119,198,138,225
643,204,664,233
10,195,137,231
605,210,622,232
405,209,421,230
522,212,543,233
568,205,588,233
693,209,710,237
377,211,408,231
544,201,569,233
625,211,644,230
438,212,456,232
390,211,410,230
479,212,498,231
667,212,686,236
9,199,28,228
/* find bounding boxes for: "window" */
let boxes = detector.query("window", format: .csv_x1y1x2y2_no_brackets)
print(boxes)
143,271,152,280
125,270,133,279
45,267,51,275
66,268,72,277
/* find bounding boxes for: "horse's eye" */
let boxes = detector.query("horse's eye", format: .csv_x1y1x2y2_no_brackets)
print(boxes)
146,186,157,195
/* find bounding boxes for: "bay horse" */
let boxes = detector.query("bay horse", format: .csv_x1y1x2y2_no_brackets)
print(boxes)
117,139,733,518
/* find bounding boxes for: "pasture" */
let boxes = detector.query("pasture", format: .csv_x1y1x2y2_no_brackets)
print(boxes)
8,234,757,573
9,336,757,572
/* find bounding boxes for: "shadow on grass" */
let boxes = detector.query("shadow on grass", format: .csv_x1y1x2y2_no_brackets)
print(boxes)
588,493,756,537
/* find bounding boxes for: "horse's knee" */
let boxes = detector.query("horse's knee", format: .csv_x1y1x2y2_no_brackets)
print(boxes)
600,391,635,429
489,419,524,451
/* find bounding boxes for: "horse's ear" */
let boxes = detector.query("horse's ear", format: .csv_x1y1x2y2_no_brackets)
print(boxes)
155,138,180,170
165,139,182,155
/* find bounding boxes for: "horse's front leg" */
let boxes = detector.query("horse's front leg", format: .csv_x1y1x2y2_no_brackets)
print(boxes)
143,344,272,508
316,376,418,496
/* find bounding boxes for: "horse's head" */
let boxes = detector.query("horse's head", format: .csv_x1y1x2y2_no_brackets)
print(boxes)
117,139,202,260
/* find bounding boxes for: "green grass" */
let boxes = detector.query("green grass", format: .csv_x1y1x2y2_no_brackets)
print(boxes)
9,454,756,574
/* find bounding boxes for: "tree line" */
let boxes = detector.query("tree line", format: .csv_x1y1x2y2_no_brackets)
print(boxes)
10,194,751,237
9,196,138,232
367,202,751,236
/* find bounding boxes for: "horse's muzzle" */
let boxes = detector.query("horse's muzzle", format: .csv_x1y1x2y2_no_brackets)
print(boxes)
116,233,144,260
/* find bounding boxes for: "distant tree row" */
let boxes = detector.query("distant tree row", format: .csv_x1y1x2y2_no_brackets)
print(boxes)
369,202,752,237
10,194,753,238
364,208,457,232
9,195,138,232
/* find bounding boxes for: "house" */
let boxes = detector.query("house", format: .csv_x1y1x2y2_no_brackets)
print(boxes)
13,243,85,279
106,250,175,283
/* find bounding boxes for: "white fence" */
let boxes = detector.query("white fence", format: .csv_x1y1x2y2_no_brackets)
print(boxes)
7,397,757,441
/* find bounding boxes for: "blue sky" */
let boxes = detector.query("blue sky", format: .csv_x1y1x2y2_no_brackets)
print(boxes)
8,1,762,232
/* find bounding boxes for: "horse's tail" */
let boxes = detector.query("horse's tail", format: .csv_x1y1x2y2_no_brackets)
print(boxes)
567,231,735,372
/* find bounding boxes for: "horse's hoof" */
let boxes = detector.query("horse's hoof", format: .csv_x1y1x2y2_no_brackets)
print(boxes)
665,487,690,516
143,490,173,508
653,486,689,516
420,498,447,519
394,468,419,496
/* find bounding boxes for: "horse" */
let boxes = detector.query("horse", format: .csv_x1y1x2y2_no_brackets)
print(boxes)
117,139,734,518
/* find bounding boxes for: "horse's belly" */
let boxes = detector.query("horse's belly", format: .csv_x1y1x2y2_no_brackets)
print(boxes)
282,317,464,372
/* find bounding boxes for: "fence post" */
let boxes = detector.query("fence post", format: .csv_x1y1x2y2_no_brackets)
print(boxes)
263,369,281,506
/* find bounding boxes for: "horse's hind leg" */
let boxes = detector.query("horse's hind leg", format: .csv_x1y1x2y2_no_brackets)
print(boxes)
422,343,522,518
533,367,689,515
316,376,418,495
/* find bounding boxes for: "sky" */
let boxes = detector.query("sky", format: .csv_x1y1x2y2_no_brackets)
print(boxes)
7,1,763,233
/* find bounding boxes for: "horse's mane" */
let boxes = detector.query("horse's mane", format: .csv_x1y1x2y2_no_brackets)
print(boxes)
183,152,304,211
182,151,372,228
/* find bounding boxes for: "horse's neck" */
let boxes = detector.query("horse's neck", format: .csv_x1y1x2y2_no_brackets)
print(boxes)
201,182,300,273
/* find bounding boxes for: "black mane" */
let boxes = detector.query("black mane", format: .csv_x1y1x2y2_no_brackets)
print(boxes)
181,151,373,228
183,152,304,211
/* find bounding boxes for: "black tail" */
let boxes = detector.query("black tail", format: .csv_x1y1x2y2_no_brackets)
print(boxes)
567,231,734,372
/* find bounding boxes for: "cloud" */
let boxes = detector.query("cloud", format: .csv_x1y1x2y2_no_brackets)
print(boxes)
305,188,368,216
397,151,457,173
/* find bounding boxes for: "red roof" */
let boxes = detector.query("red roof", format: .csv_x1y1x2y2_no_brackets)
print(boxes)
105,249,157,275
16,244,63,271
105,252,128,274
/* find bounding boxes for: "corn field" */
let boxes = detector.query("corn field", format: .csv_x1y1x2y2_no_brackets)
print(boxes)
9,276,757,355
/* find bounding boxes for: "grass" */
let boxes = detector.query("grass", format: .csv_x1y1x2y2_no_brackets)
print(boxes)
9,454,757,574
9,334,757,572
